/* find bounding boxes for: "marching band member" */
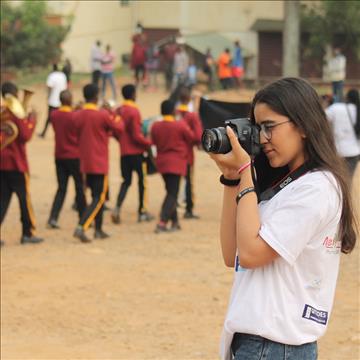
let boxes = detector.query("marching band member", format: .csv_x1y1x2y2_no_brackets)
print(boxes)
151,100,195,233
176,87,203,219
111,84,153,224
47,90,86,229
73,84,123,243
0,82,44,246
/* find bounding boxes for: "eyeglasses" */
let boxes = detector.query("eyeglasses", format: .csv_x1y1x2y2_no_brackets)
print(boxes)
256,120,291,140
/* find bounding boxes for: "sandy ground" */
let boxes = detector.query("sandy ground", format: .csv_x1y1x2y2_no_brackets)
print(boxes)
1,78,359,360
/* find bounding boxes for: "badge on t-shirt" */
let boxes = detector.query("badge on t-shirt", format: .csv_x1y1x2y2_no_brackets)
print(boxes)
302,304,328,325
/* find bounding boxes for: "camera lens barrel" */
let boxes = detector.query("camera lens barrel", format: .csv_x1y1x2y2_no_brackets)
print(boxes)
201,118,260,155
201,129,217,152
201,127,231,154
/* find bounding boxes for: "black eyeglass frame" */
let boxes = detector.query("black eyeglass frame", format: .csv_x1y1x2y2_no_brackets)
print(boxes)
256,120,291,140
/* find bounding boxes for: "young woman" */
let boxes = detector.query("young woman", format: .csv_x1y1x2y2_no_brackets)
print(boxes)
209,78,358,360
325,88,360,177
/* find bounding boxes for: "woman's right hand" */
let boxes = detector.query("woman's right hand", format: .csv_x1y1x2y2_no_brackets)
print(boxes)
209,126,251,180
209,154,240,180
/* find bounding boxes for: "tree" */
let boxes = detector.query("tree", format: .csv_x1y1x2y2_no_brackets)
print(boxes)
1,1,70,69
301,0,360,60
283,0,300,77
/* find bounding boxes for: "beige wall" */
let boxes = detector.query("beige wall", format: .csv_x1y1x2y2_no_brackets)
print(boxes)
135,1,182,29
136,0,283,34
49,0,133,72
49,0,284,72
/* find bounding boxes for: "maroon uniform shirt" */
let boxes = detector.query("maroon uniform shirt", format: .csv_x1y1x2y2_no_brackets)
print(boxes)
74,103,124,174
151,115,195,176
115,100,151,156
0,107,35,172
176,105,203,166
51,106,79,159
131,42,147,68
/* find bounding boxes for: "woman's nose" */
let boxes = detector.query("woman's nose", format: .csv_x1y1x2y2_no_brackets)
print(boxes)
259,130,268,145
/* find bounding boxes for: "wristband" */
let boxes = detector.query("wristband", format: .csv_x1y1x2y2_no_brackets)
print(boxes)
237,161,252,174
219,175,240,187
236,187,256,204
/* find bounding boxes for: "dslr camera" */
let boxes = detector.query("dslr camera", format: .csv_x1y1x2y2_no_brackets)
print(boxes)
201,118,261,156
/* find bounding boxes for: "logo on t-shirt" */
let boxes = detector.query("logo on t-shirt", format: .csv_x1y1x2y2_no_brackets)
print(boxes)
302,304,328,325
323,236,341,254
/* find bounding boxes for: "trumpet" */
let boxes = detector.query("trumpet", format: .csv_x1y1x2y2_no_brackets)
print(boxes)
0,88,34,150
101,98,116,110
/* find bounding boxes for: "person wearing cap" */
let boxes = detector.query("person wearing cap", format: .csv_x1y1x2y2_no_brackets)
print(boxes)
151,100,195,233
176,86,203,219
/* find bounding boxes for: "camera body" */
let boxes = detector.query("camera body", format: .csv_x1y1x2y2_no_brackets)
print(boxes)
201,118,261,156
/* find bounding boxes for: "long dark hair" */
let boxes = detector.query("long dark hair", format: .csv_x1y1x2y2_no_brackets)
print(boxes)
250,77,357,254
346,89,360,136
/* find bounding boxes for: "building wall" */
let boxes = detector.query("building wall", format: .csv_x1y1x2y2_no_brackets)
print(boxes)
135,1,283,34
135,1,182,29
48,0,284,73
48,0,133,72
182,1,283,34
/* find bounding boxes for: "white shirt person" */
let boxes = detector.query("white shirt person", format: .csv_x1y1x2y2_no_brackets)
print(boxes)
90,40,103,87
39,64,67,138
209,78,357,360
325,89,360,176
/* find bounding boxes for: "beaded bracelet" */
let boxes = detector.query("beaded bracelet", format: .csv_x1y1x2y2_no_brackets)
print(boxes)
235,187,256,204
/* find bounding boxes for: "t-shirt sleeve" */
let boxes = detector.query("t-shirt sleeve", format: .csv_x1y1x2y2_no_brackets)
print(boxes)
259,182,335,266
46,74,54,87
325,106,335,123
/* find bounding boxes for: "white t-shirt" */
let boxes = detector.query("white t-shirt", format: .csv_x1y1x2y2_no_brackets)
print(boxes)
220,170,342,360
46,71,67,107
326,103,360,157
328,54,346,82
91,44,103,71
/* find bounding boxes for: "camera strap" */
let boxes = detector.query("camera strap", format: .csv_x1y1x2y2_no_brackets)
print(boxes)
259,162,311,202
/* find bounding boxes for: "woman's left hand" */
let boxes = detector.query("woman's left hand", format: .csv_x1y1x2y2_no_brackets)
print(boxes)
209,126,251,178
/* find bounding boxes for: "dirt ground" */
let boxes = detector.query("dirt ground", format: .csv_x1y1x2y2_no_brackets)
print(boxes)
1,77,359,360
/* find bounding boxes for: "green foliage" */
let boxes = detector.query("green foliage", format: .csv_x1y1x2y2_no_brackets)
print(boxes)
301,0,360,59
1,1,70,69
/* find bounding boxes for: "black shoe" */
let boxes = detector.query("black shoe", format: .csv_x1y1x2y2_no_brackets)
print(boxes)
154,223,168,234
111,211,121,224
73,228,91,243
47,219,60,229
138,212,155,222
94,229,110,239
20,235,44,245
71,202,78,211
170,222,181,231
183,211,200,219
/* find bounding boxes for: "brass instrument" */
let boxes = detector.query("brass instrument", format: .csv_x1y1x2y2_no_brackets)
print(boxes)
0,89,34,150
101,98,116,110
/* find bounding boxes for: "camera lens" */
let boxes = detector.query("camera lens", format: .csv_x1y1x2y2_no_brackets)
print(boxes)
202,129,217,152
201,127,231,154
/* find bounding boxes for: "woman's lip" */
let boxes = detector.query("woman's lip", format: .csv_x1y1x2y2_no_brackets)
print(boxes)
264,149,274,155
